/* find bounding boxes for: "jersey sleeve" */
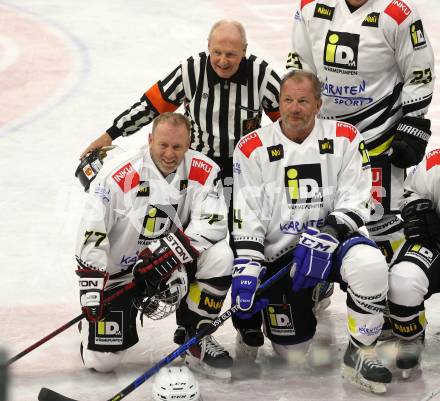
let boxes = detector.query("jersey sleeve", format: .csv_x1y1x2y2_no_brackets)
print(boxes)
184,164,229,253
392,1,435,117
106,63,186,139
286,0,317,74
261,64,281,122
75,175,119,272
232,137,266,260
400,149,440,212
328,123,372,233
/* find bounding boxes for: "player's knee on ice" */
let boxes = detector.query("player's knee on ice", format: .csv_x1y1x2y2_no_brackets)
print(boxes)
81,347,126,373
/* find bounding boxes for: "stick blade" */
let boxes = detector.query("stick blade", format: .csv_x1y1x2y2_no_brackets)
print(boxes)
38,387,79,401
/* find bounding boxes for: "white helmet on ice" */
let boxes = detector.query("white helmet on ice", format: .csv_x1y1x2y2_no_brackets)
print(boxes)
152,366,202,401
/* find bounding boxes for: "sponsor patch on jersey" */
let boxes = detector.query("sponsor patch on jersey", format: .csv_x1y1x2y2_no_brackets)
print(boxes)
384,0,411,25
136,181,150,197
267,144,284,161
94,184,110,202
280,217,325,234
233,162,241,174
319,138,334,154
362,12,380,27
323,31,359,72
238,132,263,158
392,312,426,339
371,167,383,204
336,122,357,142
112,162,140,193
410,20,427,49
426,149,440,170
188,158,213,185
284,164,323,209
265,304,296,336
313,3,334,20
300,0,315,10
94,311,123,346
242,117,259,135
358,141,371,168
294,9,302,21
405,243,438,270
199,291,224,315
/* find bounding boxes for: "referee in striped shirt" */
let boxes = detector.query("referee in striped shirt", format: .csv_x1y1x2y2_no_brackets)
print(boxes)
80,19,281,184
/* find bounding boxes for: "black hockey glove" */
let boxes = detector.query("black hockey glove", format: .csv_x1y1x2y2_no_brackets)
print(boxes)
76,268,109,322
132,230,199,295
390,116,431,169
401,198,440,246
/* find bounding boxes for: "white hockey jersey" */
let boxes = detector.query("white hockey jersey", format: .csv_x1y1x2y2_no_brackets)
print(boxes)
76,146,228,288
232,119,372,262
400,148,440,214
287,0,435,151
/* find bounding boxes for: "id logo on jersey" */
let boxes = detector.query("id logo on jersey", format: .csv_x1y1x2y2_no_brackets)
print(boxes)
407,244,437,268
410,20,427,49
138,204,178,243
284,164,323,208
265,304,295,336
323,31,359,72
95,311,123,346
358,141,370,169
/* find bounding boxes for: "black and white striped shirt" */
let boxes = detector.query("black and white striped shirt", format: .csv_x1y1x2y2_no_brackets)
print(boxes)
107,52,280,161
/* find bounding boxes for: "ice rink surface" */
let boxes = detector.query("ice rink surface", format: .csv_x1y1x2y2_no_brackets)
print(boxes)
1,0,440,400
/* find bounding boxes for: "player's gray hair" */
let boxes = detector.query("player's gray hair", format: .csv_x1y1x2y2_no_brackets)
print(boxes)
152,112,191,136
280,70,322,100
208,19,248,48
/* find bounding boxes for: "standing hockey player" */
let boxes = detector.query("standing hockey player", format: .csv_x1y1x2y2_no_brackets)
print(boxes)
75,112,234,379
286,0,435,337
388,148,440,379
231,70,391,393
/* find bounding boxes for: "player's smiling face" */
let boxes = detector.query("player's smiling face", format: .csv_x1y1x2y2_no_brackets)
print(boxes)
280,77,322,142
149,121,190,176
208,26,246,79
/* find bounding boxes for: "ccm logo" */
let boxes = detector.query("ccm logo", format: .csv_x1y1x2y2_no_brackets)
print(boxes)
299,234,338,252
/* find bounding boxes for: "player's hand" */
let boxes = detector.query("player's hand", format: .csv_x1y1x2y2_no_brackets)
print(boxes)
290,227,339,292
80,132,113,160
76,268,109,322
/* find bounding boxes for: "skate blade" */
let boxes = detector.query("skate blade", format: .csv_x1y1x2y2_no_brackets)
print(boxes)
184,356,232,381
341,365,387,394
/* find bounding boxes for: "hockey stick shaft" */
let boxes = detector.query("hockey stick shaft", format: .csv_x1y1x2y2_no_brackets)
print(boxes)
7,280,138,366
106,262,291,401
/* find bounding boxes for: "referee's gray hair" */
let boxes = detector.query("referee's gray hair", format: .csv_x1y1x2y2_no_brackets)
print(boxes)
208,20,248,48
152,112,191,137
280,70,322,100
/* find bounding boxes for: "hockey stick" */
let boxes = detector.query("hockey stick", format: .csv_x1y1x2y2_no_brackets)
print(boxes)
38,262,292,401
7,253,175,366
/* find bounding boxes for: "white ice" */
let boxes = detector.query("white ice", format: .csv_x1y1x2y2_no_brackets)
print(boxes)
1,1,440,400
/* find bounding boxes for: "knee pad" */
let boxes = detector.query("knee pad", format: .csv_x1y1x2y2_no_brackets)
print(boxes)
81,346,125,373
389,261,428,307
340,244,388,295
271,339,312,363
196,240,233,279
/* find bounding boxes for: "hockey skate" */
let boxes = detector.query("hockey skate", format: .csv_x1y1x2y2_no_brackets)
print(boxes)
341,341,392,394
396,335,424,379
378,303,394,341
184,330,233,380
312,281,333,316
235,328,264,361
